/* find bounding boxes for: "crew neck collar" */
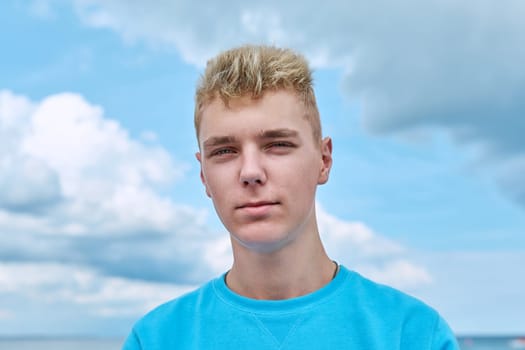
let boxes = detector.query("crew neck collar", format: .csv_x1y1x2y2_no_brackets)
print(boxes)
212,265,350,315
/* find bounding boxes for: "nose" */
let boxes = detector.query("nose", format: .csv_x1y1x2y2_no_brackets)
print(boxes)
239,149,267,186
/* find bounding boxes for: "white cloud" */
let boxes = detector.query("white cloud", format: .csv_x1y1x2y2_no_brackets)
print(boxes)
1,91,189,234
53,0,525,207
317,205,432,290
355,260,433,290
0,90,220,284
0,89,448,335
23,93,181,194
0,262,194,317
0,90,433,290
0,155,61,212
193,206,435,290
0,91,61,212
0,90,34,130
318,204,403,258
5,1,522,335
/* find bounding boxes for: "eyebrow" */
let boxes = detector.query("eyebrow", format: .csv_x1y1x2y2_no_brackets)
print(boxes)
258,128,299,139
202,136,237,150
202,128,299,150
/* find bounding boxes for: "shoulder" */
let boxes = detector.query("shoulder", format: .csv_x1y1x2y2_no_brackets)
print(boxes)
123,276,233,349
132,277,216,332
340,267,459,349
343,267,437,314
338,268,442,326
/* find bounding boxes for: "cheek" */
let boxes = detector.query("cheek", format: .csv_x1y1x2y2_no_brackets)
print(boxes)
203,167,232,202
293,157,321,184
277,163,319,200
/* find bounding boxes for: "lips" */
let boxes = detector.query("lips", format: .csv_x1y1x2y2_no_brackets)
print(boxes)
235,201,280,217
236,201,280,209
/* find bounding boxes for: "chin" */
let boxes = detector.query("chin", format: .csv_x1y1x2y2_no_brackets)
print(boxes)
234,238,291,254
230,227,296,254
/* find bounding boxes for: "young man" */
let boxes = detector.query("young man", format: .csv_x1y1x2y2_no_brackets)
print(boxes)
122,45,459,349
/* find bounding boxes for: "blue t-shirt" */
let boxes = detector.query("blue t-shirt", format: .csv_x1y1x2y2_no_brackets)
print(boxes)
123,266,459,349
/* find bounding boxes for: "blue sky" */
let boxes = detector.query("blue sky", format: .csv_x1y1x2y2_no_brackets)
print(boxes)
1,0,524,337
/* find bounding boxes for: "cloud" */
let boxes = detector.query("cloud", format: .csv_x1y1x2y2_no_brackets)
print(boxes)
355,260,433,290
318,205,403,258
318,205,432,290
0,262,194,316
0,88,433,297
52,0,525,207
0,90,223,284
0,90,431,289
0,89,438,334
0,154,62,213
0,91,61,213
0,261,195,336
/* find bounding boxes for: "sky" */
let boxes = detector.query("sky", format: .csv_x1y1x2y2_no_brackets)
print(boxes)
0,0,524,337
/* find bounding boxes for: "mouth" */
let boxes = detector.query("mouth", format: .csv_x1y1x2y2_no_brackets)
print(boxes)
236,201,280,209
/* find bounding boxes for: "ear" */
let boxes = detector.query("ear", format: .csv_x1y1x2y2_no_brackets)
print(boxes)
318,137,333,185
195,152,212,198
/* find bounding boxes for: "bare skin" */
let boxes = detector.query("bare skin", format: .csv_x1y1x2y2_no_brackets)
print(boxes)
196,90,334,300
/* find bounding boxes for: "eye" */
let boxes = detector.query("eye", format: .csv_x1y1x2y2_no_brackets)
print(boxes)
210,148,236,157
265,141,296,152
268,141,294,148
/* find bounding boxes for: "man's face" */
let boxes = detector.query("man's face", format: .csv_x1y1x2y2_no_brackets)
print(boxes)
196,90,332,253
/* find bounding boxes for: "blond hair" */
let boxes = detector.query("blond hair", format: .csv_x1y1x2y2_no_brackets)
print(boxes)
194,45,321,142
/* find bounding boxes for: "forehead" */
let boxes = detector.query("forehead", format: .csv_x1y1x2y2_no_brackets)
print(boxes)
198,90,310,141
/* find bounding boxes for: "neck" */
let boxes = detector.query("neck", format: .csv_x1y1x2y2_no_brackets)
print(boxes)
226,231,336,300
